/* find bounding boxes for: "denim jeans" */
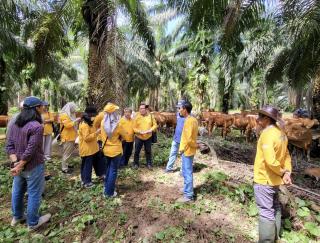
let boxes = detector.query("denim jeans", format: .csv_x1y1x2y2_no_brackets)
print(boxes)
120,141,134,166
12,163,45,226
182,154,194,199
104,154,121,197
134,137,152,166
81,152,106,184
166,140,180,171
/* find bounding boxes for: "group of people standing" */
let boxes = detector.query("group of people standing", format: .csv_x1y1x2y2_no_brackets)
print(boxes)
5,95,293,243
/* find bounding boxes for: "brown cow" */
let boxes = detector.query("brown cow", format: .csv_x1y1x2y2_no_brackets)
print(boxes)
160,112,177,128
232,113,258,142
206,113,233,138
0,115,9,128
151,112,167,128
284,118,319,129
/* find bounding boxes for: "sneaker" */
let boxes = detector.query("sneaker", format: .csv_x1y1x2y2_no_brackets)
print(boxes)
176,197,193,203
104,191,117,198
44,174,52,181
133,164,139,170
84,183,94,188
98,175,106,181
61,169,72,175
164,169,175,173
28,213,51,231
147,165,153,170
11,216,26,226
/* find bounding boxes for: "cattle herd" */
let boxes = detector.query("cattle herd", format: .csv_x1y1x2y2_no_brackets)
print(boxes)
0,110,320,166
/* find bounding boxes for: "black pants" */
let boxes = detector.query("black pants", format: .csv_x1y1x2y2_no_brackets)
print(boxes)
81,152,106,184
134,137,152,166
120,141,134,166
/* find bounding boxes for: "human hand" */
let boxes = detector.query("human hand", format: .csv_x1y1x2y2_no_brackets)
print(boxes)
96,129,101,134
75,118,81,122
283,172,292,185
10,163,23,176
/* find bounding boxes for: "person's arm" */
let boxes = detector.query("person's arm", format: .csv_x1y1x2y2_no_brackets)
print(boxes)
21,125,43,162
81,124,98,142
150,115,158,131
6,129,16,159
132,117,141,134
261,134,282,176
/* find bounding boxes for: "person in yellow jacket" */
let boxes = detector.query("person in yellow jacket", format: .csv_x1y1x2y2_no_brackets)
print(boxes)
132,103,157,169
42,102,54,161
93,110,105,148
177,101,198,203
79,106,106,188
119,108,134,167
254,105,292,243
59,102,80,174
100,103,126,197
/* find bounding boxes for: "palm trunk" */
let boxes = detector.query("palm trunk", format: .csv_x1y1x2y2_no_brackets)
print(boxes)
312,73,320,120
0,56,8,115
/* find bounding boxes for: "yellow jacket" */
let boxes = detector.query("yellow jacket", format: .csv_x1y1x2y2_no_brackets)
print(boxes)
179,116,198,156
78,122,99,157
42,112,54,135
118,117,134,142
100,119,125,157
59,113,77,142
254,125,292,186
133,113,157,140
93,111,104,141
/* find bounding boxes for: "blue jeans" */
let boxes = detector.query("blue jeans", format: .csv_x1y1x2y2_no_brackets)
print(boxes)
182,154,194,199
12,163,45,226
166,140,180,171
81,152,106,184
120,141,134,166
104,155,121,197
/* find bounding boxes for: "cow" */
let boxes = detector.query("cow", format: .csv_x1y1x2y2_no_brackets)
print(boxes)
160,112,177,129
0,115,9,128
232,113,258,142
206,113,234,138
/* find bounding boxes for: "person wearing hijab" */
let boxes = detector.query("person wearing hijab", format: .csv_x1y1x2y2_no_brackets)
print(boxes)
59,102,80,174
100,103,125,197
78,106,105,188
254,105,292,242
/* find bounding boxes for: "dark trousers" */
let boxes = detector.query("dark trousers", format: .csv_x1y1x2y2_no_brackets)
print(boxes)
134,137,152,166
81,152,106,184
120,141,134,166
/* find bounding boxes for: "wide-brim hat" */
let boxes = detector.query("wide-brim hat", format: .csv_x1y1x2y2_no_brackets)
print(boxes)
254,105,285,126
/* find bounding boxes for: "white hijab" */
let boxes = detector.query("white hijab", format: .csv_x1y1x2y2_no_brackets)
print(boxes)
103,112,120,139
60,102,77,121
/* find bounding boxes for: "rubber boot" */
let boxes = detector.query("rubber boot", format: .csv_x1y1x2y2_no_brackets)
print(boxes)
258,217,276,243
275,211,281,240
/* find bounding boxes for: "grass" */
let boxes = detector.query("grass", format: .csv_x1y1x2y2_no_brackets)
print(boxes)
0,134,319,242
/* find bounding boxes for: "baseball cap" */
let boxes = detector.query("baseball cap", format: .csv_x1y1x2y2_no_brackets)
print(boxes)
176,100,186,108
23,96,45,108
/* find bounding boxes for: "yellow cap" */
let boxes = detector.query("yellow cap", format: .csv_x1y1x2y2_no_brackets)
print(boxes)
103,103,119,113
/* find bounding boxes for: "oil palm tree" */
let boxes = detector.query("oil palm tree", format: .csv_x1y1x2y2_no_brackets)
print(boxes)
81,0,155,109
